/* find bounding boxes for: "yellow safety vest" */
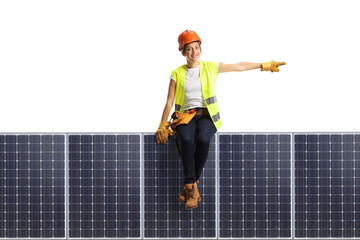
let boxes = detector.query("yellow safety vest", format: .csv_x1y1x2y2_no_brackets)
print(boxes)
171,61,222,130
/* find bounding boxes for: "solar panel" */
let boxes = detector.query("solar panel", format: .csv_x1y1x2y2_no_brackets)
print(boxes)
68,134,141,238
143,134,216,238
3,132,360,239
219,134,292,238
0,134,65,238
295,134,360,238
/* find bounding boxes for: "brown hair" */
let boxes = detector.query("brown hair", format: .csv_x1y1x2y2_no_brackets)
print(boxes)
181,40,201,56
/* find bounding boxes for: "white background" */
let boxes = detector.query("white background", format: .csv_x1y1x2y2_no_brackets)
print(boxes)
1,0,359,133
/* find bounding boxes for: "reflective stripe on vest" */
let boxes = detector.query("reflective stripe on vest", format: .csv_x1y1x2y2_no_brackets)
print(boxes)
212,112,221,122
205,96,217,105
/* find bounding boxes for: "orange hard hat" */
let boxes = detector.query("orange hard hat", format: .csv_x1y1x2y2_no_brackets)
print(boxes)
178,29,202,51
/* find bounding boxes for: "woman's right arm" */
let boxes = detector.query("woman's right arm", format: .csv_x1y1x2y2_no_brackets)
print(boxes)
160,79,176,121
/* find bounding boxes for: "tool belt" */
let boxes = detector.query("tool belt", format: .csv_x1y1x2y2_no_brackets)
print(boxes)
170,108,209,131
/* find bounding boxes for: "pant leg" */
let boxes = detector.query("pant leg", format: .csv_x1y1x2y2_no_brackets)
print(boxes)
194,115,217,181
175,118,197,184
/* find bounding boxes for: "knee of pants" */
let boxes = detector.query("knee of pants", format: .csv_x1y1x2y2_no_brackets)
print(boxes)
178,134,194,147
196,133,213,146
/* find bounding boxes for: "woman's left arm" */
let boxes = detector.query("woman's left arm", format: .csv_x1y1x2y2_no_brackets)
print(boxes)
218,60,286,73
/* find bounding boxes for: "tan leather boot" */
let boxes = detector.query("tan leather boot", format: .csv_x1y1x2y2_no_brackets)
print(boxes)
178,181,200,203
184,182,201,210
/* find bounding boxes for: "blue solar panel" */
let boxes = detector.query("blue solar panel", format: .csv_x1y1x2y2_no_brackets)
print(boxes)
68,134,141,238
3,132,360,239
0,134,65,238
295,134,360,238
219,134,292,238
143,134,216,238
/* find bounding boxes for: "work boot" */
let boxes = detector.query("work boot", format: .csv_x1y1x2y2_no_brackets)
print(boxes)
184,182,201,210
178,181,200,204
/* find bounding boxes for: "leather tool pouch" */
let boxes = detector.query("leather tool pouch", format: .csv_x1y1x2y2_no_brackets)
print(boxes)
170,111,197,130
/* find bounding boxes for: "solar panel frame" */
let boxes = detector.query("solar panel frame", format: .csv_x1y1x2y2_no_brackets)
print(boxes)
294,133,360,240
0,133,66,239
143,133,217,239
217,133,293,240
67,134,142,239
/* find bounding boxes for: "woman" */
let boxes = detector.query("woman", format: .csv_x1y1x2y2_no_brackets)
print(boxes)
155,29,285,210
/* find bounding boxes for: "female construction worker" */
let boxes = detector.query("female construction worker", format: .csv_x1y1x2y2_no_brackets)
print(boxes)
155,29,285,210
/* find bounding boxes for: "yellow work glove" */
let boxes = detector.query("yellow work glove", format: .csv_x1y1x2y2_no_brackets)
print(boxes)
155,120,173,144
261,60,286,72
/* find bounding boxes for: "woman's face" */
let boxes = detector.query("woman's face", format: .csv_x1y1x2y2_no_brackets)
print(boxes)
183,41,201,63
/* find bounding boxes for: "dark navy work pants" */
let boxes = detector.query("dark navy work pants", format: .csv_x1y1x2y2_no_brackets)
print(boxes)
175,115,217,184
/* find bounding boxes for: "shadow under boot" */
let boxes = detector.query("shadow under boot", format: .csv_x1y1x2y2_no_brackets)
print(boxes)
184,182,201,210
178,181,200,204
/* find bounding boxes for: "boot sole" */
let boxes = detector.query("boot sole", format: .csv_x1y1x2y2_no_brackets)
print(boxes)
185,204,198,210
178,197,201,204
178,198,186,204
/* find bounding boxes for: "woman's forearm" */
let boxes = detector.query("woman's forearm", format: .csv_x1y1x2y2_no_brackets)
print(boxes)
236,62,262,71
161,102,173,122
219,62,262,73
159,79,176,123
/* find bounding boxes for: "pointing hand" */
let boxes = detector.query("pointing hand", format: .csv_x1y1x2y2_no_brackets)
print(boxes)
261,60,286,72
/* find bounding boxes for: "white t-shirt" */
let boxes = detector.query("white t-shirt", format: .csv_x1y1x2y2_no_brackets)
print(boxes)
170,65,207,111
